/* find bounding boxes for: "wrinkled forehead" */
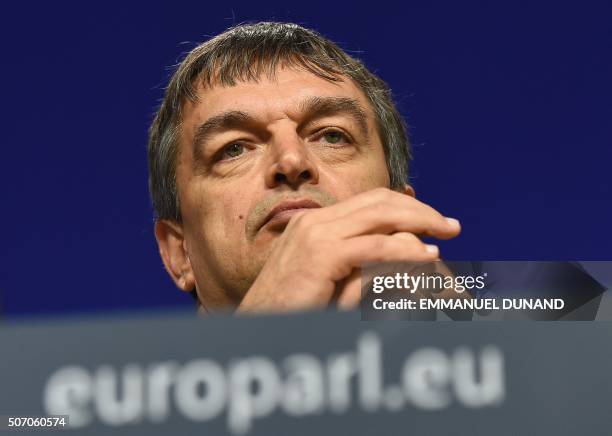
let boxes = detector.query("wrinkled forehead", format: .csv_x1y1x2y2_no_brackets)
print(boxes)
179,64,378,138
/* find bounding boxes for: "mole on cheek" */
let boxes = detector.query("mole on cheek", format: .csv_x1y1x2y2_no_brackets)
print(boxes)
238,214,244,220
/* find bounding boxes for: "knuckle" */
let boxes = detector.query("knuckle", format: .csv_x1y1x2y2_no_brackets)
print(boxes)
378,187,394,201
393,232,420,244
422,204,446,222
425,204,444,219
371,235,391,253
303,223,323,244
290,210,313,230
369,201,391,215
367,187,391,201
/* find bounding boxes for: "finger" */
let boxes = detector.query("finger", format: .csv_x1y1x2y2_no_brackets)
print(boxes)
311,188,412,222
313,188,458,230
297,188,460,240
327,202,460,240
335,233,440,273
336,233,436,308
337,269,362,310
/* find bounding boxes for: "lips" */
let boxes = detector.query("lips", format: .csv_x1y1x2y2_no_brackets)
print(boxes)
260,199,322,230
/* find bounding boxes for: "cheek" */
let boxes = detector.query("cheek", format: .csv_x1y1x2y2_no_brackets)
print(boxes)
363,145,392,189
360,160,391,190
204,188,251,239
321,156,390,198
181,180,251,252
184,185,255,283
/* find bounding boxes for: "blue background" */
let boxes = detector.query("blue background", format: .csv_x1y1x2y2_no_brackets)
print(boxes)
1,1,610,317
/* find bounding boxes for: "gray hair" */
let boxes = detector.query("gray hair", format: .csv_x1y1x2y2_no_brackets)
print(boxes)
148,22,411,222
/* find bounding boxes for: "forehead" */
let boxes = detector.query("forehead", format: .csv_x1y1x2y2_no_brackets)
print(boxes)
180,66,377,133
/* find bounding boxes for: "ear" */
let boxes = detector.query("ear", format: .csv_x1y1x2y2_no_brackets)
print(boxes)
404,183,416,198
154,219,196,293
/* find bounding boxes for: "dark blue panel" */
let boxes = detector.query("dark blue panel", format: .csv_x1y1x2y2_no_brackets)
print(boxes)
1,1,610,316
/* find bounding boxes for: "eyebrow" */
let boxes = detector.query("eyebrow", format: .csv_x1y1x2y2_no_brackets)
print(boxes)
192,110,254,162
192,96,370,161
298,96,369,139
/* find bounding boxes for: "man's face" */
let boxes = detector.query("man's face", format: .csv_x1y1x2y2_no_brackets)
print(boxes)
174,65,390,308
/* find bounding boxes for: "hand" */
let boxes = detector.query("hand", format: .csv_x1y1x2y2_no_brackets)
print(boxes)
337,256,473,313
235,188,461,314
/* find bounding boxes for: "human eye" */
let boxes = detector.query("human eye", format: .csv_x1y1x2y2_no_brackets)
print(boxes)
316,128,353,146
215,141,248,162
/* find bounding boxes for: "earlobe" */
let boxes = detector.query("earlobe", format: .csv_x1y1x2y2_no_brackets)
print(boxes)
154,219,196,292
404,184,416,198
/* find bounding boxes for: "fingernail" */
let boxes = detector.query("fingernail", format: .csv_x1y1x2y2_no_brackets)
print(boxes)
445,217,460,229
425,244,439,255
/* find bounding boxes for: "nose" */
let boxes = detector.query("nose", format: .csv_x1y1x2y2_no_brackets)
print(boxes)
264,133,319,189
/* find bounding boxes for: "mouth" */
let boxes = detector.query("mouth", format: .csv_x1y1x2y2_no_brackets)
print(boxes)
260,199,322,231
